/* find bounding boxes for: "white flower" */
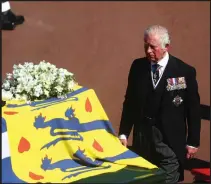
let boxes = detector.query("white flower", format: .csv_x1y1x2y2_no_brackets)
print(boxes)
55,86,63,93
15,94,22,100
2,80,10,90
2,60,77,101
34,84,43,97
10,87,16,93
16,84,24,93
21,94,28,101
57,76,65,84
6,73,13,79
67,72,74,76
44,89,50,97
68,81,75,90
39,62,48,71
2,89,13,101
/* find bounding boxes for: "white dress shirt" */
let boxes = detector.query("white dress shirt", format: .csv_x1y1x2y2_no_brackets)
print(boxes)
119,52,197,149
151,52,169,89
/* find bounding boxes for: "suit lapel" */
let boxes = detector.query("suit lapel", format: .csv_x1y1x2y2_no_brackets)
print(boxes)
138,55,178,103
141,59,153,95
135,58,152,104
154,54,178,93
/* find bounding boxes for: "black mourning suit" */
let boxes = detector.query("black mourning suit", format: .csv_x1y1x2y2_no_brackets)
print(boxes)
1,1,24,30
119,54,201,182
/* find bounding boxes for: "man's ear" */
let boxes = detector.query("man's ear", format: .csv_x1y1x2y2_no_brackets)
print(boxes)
165,44,170,51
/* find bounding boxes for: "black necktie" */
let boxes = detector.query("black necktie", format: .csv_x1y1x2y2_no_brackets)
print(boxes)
152,64,160,85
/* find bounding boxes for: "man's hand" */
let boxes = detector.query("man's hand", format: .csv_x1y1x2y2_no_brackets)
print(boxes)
186,145,198,159
119,138,128,147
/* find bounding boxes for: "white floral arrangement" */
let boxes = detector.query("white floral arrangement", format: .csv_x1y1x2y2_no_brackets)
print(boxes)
2,61,77,102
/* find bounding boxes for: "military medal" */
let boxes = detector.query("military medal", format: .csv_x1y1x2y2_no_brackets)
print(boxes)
167,77,187,91
167,78,176,91
173,95,183,107
178,77,187,89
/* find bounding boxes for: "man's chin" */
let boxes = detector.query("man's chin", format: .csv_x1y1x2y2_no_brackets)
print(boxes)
147,56,155,62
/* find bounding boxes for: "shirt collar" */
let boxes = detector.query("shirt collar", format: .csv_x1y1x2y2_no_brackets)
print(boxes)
151,52,169,67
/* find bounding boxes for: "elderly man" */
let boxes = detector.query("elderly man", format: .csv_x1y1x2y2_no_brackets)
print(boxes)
1,1,25,30
119,25,201,183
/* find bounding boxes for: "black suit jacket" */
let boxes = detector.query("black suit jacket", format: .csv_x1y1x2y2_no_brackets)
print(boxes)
119,54,201,177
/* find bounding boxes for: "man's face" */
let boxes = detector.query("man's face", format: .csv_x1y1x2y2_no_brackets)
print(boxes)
144,34,168,62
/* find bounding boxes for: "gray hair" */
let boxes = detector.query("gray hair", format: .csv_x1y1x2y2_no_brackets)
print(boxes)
144,25,171,48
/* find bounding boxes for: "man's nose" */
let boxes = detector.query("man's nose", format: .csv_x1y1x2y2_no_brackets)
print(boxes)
146,46,152,53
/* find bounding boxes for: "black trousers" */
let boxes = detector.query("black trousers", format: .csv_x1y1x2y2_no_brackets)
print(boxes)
136,124,180,183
